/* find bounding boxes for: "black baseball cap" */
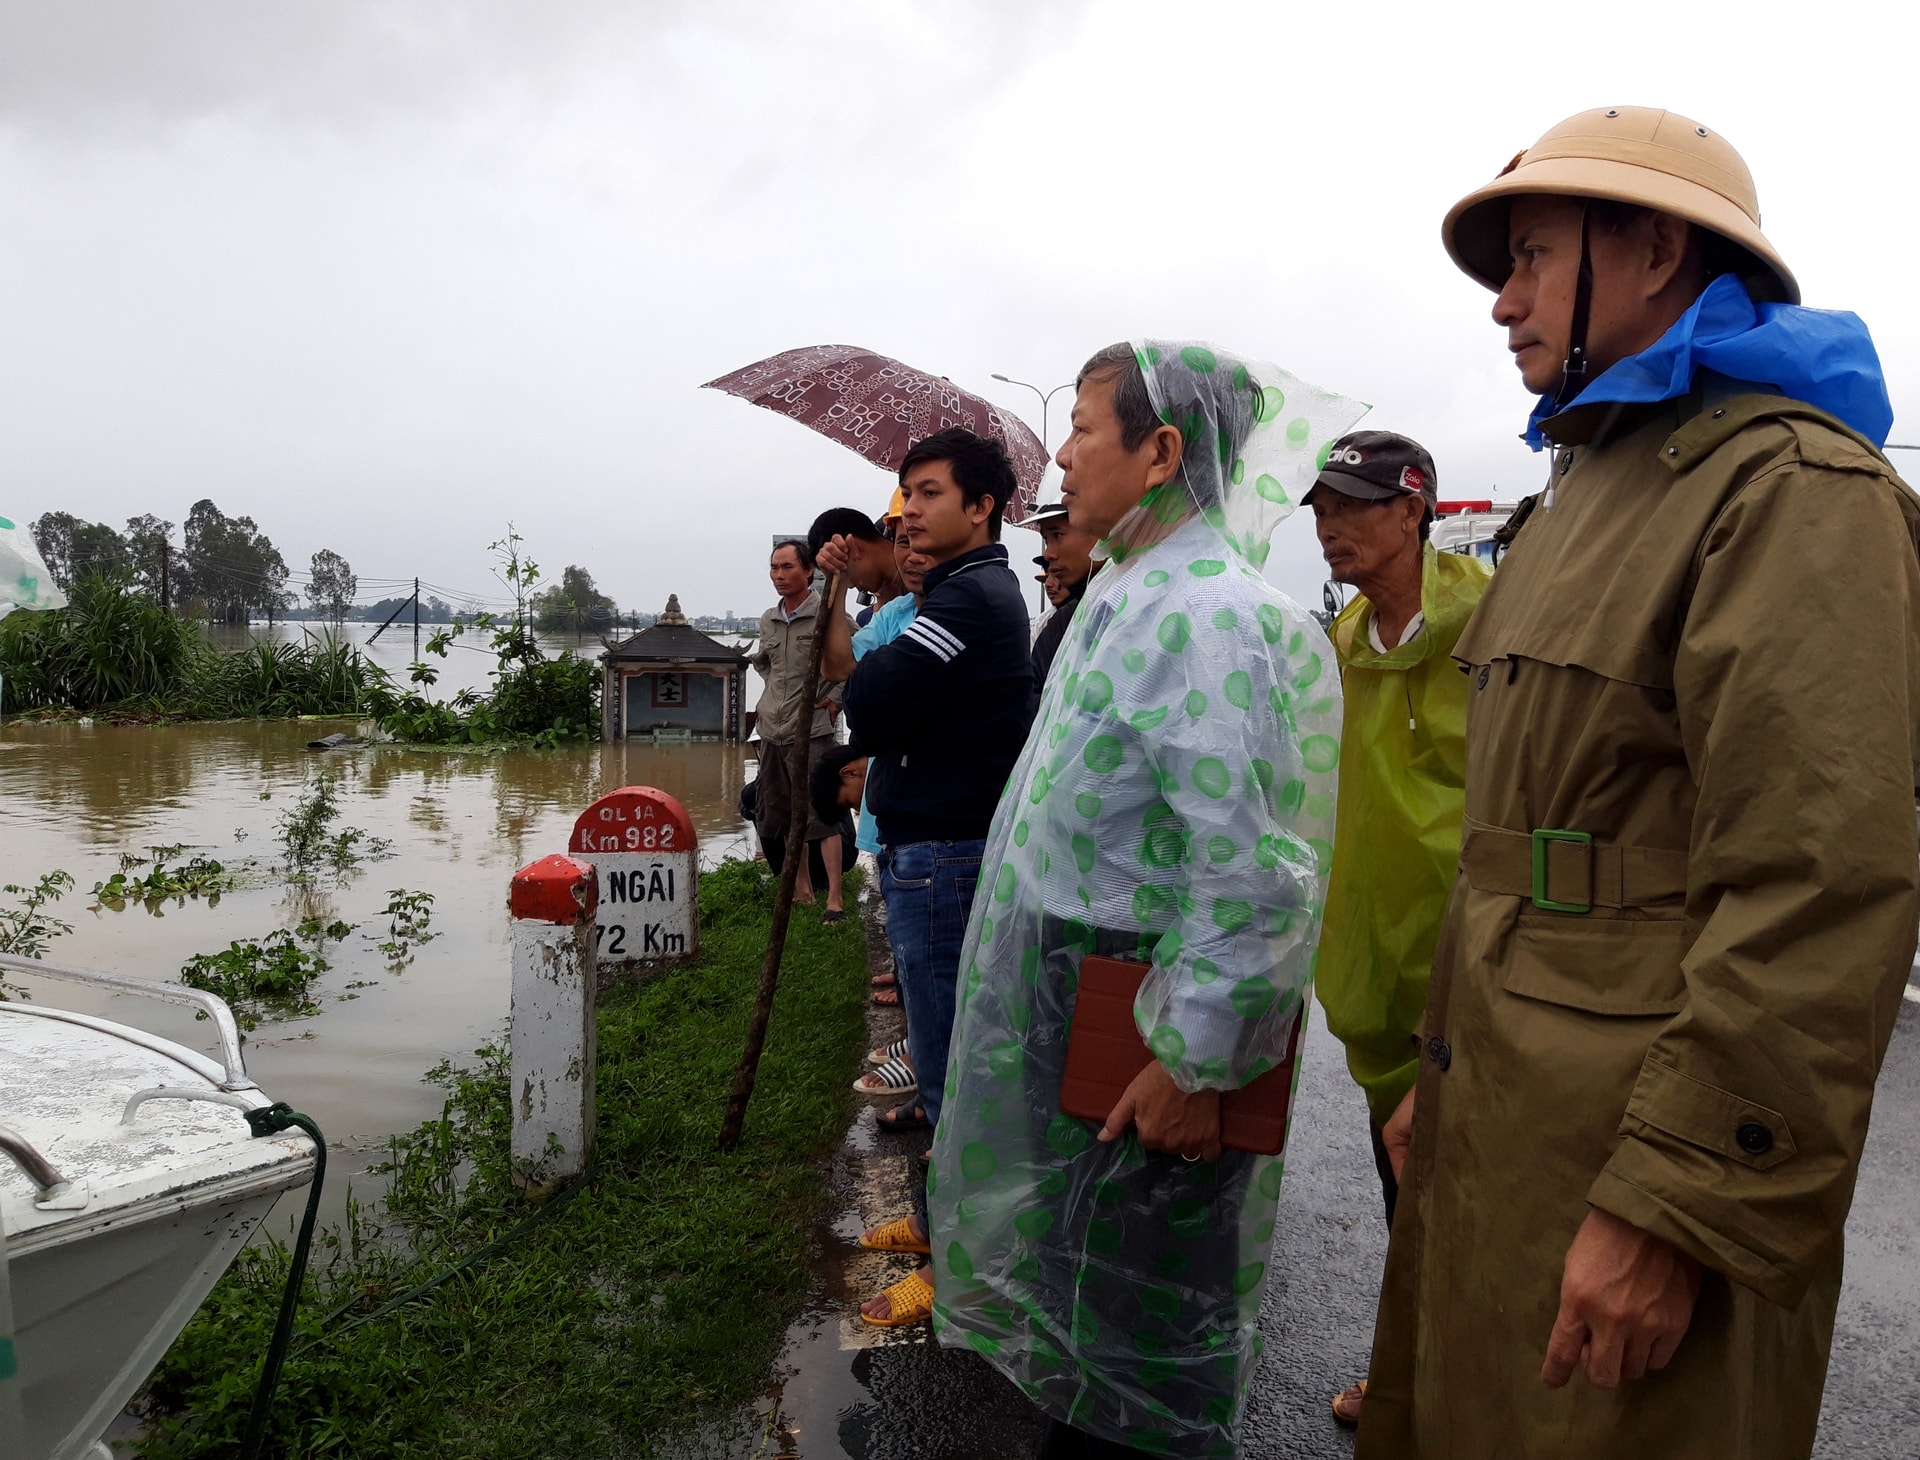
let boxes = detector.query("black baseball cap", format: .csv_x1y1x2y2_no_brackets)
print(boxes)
1303,431,1438,511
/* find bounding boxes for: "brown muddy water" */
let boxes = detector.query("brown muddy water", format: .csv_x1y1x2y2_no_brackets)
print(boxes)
0,717,758,1217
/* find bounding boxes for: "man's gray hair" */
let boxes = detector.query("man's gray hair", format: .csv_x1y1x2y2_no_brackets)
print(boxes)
1076,343,1162,452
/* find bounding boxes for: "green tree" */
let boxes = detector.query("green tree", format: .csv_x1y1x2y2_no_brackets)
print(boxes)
533,564,619,634
31,512,130,591
180,499,292,624
124,514,176,604
307,549,358,623
360,594,454,624
29,513,85,586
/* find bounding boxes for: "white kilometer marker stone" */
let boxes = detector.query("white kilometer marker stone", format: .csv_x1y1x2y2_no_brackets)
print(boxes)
569,787,700,966
507,854,598,1198
1905,983,1920,1006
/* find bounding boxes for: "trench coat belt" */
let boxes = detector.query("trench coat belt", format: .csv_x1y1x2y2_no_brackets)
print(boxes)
1459,816,1688,909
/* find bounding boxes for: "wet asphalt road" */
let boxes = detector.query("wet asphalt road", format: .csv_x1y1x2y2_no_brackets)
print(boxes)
760,906,1920,1460
1246,984,1920,1458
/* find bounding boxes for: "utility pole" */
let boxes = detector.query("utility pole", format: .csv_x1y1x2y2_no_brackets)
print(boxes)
159,540,170,612
413,576,420,660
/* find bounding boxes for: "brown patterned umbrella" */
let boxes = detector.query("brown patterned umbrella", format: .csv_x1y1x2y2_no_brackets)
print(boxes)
702,344,1047,525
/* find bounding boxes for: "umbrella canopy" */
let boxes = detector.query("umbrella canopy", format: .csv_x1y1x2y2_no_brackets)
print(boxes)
703,345,1047,525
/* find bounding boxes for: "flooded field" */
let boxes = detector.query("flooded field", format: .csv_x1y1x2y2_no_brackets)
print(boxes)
0,716,760,1210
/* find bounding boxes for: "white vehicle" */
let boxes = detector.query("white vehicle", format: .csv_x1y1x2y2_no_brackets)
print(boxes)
1428,497,1519,566
1,956,318,1460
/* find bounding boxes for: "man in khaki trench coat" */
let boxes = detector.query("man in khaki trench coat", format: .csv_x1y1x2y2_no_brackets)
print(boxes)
1358,107,1920,1460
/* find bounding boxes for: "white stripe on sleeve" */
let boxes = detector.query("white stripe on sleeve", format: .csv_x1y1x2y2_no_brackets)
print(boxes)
913,618,966,656
903,621,958,662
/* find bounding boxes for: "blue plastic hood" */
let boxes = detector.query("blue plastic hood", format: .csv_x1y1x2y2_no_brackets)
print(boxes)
1527,273,1893,450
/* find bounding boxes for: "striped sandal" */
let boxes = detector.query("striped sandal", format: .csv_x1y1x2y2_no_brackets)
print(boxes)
857,1215,931,1255
867,1037,909,1067
853,1056,916,1097
860,1268,934,1328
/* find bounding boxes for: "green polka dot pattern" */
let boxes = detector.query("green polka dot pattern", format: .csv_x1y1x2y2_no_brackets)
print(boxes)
927,339,1358,1457
0,518,71,614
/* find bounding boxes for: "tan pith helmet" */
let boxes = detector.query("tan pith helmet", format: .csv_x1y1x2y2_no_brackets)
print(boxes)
1443,106,1799,305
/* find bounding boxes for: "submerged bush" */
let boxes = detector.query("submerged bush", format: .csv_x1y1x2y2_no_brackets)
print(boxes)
178,932,327,1028
177,635,376,719
363,623,599,749
276,772,392,875
0,574,203,708
91,851,233,909
0,872,75,995
0,572,377,718
361,525,600,749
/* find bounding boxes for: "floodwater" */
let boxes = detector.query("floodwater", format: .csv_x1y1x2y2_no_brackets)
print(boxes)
0,716,760,1210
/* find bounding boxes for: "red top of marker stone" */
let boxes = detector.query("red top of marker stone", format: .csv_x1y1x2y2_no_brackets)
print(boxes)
510,854,598,923
570,787,697,859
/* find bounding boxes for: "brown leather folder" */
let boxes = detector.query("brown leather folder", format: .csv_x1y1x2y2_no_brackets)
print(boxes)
1059,955,1302,1157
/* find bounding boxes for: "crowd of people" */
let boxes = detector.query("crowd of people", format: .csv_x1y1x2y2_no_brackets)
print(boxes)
741,105,1920,1460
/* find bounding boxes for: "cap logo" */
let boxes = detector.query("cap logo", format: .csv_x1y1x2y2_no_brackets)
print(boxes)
1325,446,1368,467
1400,466,1425,492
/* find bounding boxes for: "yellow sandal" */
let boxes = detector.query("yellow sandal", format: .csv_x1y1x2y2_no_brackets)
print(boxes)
860,1269,934,1328
857,1216,931,1255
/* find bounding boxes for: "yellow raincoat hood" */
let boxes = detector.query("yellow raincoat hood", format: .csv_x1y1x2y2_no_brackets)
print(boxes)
1317,544,1489,1123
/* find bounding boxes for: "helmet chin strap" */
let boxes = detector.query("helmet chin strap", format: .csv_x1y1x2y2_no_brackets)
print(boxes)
1555,204,1595,409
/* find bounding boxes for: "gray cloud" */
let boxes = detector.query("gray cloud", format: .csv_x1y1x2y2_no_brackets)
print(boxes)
0,1,1912,624
0,3,670,135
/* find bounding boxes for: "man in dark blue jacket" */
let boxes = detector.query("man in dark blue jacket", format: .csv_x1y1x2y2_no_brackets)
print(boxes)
820,426,1037,1328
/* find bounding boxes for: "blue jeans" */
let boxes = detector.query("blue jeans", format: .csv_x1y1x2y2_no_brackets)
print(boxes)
878,838,985,1136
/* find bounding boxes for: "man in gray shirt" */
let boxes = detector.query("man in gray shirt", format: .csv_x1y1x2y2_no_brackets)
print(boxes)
751,538,844,919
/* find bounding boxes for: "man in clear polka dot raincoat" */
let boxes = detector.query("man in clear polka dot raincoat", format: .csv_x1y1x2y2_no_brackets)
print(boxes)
928,341,1367,1457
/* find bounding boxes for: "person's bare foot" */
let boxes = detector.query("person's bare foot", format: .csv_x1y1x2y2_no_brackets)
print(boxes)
1331,1379,1366,1426
860,1261,933,1322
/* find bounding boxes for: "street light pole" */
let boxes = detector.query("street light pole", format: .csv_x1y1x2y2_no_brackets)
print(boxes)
992,373,1073,457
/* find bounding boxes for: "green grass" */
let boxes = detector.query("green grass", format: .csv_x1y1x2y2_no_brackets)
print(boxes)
137,858,869,1458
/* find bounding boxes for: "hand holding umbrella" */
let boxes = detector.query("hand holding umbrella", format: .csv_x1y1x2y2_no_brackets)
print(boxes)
709,344,1036,1148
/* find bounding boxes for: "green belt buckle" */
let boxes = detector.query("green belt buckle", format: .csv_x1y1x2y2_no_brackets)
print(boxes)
1530,828,1593,913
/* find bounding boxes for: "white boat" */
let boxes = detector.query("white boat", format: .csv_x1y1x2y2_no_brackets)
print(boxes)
0,954,318,1460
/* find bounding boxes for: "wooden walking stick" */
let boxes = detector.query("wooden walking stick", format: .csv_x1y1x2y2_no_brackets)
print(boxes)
719,569,842,1150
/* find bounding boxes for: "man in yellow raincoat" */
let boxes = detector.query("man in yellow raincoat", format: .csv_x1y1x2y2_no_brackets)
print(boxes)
1304,432,1488,1427
1359,107,1920,1460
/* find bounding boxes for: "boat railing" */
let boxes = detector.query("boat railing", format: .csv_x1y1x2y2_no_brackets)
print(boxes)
0,1121,85,1209
0,1122,65,1194
0,952,256,1093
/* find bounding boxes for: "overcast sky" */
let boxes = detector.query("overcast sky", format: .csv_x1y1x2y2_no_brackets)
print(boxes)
2,0,1913,619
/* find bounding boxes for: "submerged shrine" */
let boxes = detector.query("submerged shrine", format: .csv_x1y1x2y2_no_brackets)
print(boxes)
599,595,749,742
